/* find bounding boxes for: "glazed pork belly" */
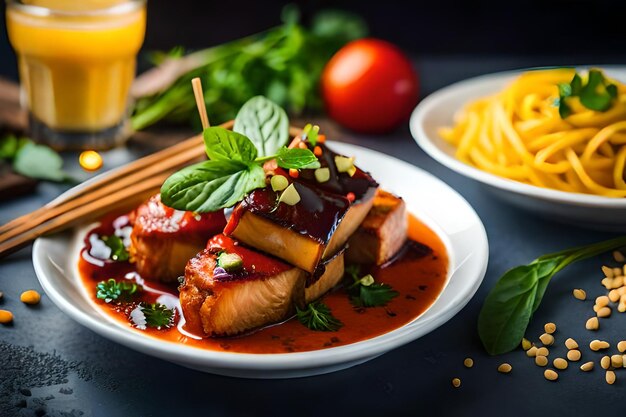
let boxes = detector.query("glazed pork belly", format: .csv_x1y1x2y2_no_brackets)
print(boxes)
225,144,378,274
180,234,306,336
129,194,226,283
346,190,408,265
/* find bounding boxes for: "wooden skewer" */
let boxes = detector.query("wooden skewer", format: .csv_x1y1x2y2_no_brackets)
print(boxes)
191,77,210,129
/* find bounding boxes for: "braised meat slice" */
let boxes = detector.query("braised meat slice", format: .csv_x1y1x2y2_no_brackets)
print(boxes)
129,194,226,282
180,234,307,337
346,190,407,265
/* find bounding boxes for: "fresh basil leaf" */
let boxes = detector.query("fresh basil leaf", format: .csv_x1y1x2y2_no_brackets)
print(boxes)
478,264,542,355
559,100,572,119
570,73,582,95
13,142,68,182
160,159,265,212
580,69,613,111
203,126,258,163
557,83,571,98
607,83,618,98
275,146,320,169
233,96,290,157
311,10,368,46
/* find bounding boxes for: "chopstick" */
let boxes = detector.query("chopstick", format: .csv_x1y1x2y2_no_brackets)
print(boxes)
0,121,303,259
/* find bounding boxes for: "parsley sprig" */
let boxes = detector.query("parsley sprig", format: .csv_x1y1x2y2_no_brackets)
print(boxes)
296,301,343,332
558,69,618,118
141,303,175,329
96,279,141,303
101,235,129,261
346,265,399,307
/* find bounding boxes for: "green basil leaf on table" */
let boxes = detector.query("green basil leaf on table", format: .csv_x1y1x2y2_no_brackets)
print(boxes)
203,127,258,163
160,160,265,212
233,96,289,157
274,146,321,169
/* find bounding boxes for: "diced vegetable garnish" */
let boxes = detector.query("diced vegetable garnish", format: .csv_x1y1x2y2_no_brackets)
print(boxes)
278,183,301,206
314,167,330,183
271,175,289,191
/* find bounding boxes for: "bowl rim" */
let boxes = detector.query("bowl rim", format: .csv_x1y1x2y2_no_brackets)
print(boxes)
410,66,626,208
32,141,489,374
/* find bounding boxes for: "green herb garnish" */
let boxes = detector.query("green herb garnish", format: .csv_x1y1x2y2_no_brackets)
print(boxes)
102,235,129,261
478,235,626,355
233,96,289,157
96,279,141,303
558,69,618,118
296,301,343,332
160,123,320,212
345,265,399,307
130,7,367,131
141,303,175,329
0,134,71,182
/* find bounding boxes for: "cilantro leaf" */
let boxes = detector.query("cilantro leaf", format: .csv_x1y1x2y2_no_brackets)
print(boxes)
345,265,399,308
102,235,130,261
351,283,400,308
296,301,343,331
96,279,141,303
141,303,175,329
558,69,618,119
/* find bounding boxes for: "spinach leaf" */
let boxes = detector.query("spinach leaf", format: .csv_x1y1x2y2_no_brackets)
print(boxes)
233,96,289,157
13,142,68,182
478,235,626,355
160,159,265,212
203,127,258,163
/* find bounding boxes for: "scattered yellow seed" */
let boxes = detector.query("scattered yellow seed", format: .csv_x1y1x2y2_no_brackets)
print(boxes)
602,266,614,278
613,251,625,262
609,289,621,303
521,338,532,351
565,338,578,350
544,322,557,334
612,277,624,289
580,361,594,372
586,317,599,330
613,268,622,277
619,287,626,296
544,369,559,381
595,296,609,307
611,355,623,368
535,355,548,367
567,350,581,362
539,333,554,346
572,288,586,300
601,278,612,289
621,293,626,301
601,356,611,370
526,346,538,357
623,264,626,276
606,370,616,385
20,290,41,305
79,150,103,172
0,309,13,324
597,306,612,318
497,363,512,373
452,377,461,388
618,303,626,313
590,340,610,351
537,347,549,357
618,341,626,353
553,358,568,370
463,358,474,368
593,304,601,313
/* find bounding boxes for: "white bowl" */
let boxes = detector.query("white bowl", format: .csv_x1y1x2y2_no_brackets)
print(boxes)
33,142,488,379
410,67,626,231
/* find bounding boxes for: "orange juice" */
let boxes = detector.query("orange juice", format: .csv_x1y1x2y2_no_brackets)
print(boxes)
6,0,146,136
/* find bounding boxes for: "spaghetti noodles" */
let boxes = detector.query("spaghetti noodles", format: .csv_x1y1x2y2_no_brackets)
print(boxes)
439,68,626,197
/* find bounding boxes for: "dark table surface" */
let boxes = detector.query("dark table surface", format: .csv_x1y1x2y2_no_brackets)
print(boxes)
2,56,625,417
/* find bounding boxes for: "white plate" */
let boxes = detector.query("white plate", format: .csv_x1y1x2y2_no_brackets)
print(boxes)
33,142,488,379
410,67,626,231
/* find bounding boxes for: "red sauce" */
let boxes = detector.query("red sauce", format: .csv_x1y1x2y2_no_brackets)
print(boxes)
79,214,448,354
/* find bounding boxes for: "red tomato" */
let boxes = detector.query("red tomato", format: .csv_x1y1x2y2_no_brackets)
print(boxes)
321,38,419,133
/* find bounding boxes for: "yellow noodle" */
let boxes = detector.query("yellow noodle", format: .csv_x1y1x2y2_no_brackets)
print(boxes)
440,68,626,197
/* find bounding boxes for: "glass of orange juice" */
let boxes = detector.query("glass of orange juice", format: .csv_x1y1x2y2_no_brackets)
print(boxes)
6,0,147,150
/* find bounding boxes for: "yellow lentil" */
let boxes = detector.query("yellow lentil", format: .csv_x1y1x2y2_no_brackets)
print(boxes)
0,309,13,324
590,340,610,351
580,361,594,372
535,355,548,367
597,306,612,318
553,358,568,370
565,338,578,350
526,346,538,357
539,333,554,346
521,338,532,351
544,369,559,381
602,266,614,278
497,363,512,373
452,378,461,388
586,317,599,330
606,370,616,385
544,323,556,334
601,356,611,370
20,290,41,305
572,289,586,300
618,341,626,353
463,358,474,368
567,350,581,362
536,347,549,357
611,355,623,368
